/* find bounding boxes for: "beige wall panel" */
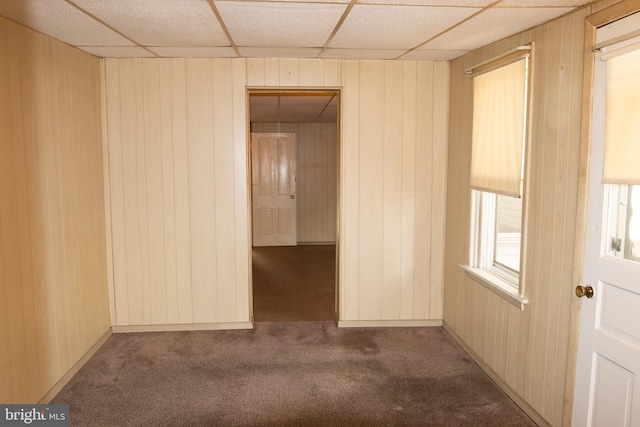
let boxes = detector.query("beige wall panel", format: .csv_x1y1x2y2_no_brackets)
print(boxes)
430,62,448,320
413,61,434,320
105,57,447,327
187,59,219,322
337,59,448,322
246,58,266,86
400,62,417,319
279,58,299,86
212,59,238,322
357,61,385,320
264,58,280,86
169,59,194,324
105,58,253,326
340,60,361,320
443,6,591,425
158,60,179,324
299,59,324,86
0,17,109,403
231,58,250,320
382,61,404,320
142,60,169,325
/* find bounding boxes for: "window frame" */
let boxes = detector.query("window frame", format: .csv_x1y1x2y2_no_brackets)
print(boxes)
461,46,534,310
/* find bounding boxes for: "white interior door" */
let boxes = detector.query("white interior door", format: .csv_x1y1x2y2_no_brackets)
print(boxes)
573,17,640,427
251,133,297,247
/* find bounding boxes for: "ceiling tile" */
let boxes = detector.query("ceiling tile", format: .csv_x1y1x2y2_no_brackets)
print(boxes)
217,2,347,47
400,49,470,61
217,0,350,2
71,0,230,46
498,0,592,5
239,47,322,58
363,0,494,6
280,96,329,108
422,7,573,51
321,48,407,60
148,47,237,57
78,46,156,58
0,0,133,46
329,4,480,50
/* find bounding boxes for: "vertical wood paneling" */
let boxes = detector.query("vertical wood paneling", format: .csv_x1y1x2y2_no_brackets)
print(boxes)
212,59,237,322
382,61,403,320
170,59,194,324
358,61,385,320
187,59,218,322
105,57,448,328
299,59,324,86
0,17,109,403
159,60,178,324
443,7,591,425
413,61,434,319
106,58,251,326
232,59,250,319
430,61,448,319
341,60,361,320
143,60,168,324
400,62,417,319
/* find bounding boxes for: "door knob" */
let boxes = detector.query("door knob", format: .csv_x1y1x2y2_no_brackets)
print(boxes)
290,195,295,199
575,285,594,298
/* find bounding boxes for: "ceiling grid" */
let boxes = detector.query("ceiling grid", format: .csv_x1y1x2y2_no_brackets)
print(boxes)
0,0,590,61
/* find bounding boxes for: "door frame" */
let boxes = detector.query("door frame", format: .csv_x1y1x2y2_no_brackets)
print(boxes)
245,87,342,323
567,0,640,424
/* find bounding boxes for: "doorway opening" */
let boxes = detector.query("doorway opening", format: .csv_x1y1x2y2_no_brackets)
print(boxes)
247,89,340,322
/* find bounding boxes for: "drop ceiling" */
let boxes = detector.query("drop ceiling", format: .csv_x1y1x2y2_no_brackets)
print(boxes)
0,0,594,62
250,92,339,123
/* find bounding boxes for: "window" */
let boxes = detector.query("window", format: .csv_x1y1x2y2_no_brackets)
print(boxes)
606,185,640,262
462,47,531,308
600,41,640,264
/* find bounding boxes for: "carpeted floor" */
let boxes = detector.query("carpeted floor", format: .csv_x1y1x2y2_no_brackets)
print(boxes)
252,245,336,322
52,322,536,426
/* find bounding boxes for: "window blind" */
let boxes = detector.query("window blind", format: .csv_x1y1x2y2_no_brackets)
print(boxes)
470,57,528,197
603,45,640,184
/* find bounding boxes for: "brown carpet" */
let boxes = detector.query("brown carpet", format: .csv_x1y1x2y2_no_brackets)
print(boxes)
252,245,336,322
52,322,536,426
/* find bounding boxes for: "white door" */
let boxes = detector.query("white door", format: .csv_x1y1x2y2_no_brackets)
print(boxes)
572,16,640,427
251,133,297,247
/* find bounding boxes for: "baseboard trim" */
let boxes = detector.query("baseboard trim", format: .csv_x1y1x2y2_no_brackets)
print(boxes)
442,322,551,427
338,319,443,328
39,328,112,404
112,322,254,333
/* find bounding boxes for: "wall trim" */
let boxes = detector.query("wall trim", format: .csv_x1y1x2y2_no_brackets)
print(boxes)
112,322,254,333
39,328,112,404
442,322,551,427
338,319,442,328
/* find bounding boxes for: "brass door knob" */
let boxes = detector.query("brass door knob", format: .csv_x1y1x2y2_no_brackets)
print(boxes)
576,285,594,298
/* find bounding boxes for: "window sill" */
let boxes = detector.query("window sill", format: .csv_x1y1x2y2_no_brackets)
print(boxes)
460,265,528,310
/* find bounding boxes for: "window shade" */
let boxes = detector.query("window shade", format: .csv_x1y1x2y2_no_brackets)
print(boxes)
603,46,640,184
471,58,527,197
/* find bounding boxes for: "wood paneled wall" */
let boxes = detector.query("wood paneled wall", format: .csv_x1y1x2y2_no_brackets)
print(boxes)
251,123,338,244
0,17,110,403
104,58,250,326
443,7,590,426
104,58,448,325
340,60,448,321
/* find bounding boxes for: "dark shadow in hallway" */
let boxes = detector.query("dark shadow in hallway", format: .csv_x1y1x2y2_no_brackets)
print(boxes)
252,245,335,322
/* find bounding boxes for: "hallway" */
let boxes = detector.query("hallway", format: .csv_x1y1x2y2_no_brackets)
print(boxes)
252,245,336,322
